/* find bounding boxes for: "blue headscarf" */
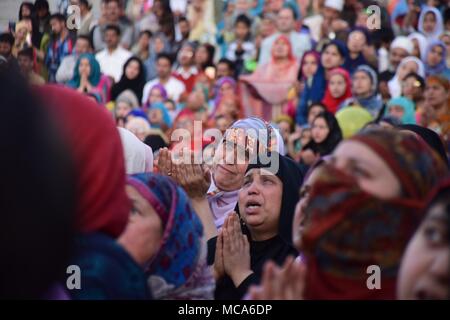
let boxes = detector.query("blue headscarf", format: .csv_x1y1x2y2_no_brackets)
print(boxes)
127,173,212,299
149,102,173,128
424,40,450,78
386,97,416,125
68,53,101,88
127,109,150,123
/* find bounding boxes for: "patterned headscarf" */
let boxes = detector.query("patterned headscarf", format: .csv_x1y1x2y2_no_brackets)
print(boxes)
302,129,448,299
126,173,214,300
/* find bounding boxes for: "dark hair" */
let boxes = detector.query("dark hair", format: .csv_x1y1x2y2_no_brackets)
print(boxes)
157,52,174,65
404,72,425,89
218,58,235,72
19,2,35,20
196,43,215,70
280,5,297,20
79,0,91,8
34,0,49,11
104,0,121,6
235,14,252,28
18,47,34,60
178,16,189,24
76,34,93,49
304,110,343,156
105,24,121,36
308,102,327,113
0,33,14,46
49,13,66,23
444,7,450,23
139,30,152,39
0,64,76,299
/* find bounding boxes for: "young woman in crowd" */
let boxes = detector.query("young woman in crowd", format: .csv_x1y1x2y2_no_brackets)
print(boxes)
111,56,147,102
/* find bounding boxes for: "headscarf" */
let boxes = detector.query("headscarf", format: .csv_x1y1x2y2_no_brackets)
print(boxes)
68,53,101,88
424,40,449,77
126,173,214,300
386,96,416,125
149,102,173,128
111,57,146,102
322,40,349,67
351,65,383,118
144,83,168,109
390,36,414,55
388,56,425,98
397,124,449,167
298,50,321,81
127,109,150,123
117,127,153,174
242,152,304,246
213,76,237,108
303,110,343,157
321,67,353,114
343,27,371,74
418,6,444,41
302,129,448,299
408,32,428,61
116,90,140,110
37,85,130,237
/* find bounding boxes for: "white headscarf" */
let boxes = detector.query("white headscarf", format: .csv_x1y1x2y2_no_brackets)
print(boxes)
418,6,444,42
388,56,425,98
117,127,153,174
408,32,428,61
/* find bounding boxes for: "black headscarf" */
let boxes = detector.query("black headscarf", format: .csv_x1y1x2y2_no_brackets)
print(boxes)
303,111,343,156
239,152,304,246
110,57,146,102
397,124,449,167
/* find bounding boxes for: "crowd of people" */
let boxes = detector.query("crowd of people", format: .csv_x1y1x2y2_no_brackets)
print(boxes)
0,0,449,300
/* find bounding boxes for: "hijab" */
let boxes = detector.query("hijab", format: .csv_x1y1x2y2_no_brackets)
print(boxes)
117,127,153,174
408,32,428,61
418,6,444,41
302,129,448,299
424,40,449,77
388,56,425,98
298,50,321,81
144,83,168,109
351,65,383,118
303,110,343,156
127,173,215,300
111,57,146,102
68,53,101,88
149,102,173,128
386,96,416,125
321,67,353,114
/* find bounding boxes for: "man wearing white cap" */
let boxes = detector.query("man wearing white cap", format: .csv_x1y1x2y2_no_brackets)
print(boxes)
304,0,348,42
379,36,414,81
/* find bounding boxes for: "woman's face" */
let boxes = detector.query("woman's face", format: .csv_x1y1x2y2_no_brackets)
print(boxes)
116,101,132,118
425,81,449,108
195,46,209,65
402,77,423,100
79,58,91,77
292,168,321,251
427,45,444,67
272,38,290,59
398,61,419,82
423,12,437,34
352,71,372,97
388,105,405,121
307,105,325,125
321,44,344,70
329,73,347,98
213,138,248,191
125,60,140,80
311,117,330,144
302,54,319,79
219,82,234,96
21,5,31,18
154,37,165,53
149,88,164,104
331,140,402,199
347,30,366,53
397,201,449,299
238,168,283,239
149,108,163,124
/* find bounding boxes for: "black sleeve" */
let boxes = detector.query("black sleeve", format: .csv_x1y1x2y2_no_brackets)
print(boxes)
207,236,218,266
236,273,259,299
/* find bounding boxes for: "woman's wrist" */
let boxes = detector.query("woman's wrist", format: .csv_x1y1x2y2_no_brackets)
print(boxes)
230,269,253,287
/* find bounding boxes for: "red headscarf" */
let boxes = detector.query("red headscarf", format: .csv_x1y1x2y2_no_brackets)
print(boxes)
321,67,353,114
36,85,130,238
271,34,295,62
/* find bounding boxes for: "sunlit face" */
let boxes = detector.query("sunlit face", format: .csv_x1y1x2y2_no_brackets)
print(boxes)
353,71,372,97
307,105,326,125
292,168,321,250
78,58,91,78
427,45,444,67
390,47,409,69
238,168,283,239
331,140,402,199
321,44,344,70
347,30,366,53
311,117,330,144
272,37,290,59
302,54,318,79
388,105,405,121
329,73,347,98
423,12,437,34
397,201,449,300
425,81,449,108
398,61,419,82
115,101,132,118
125,60,140,80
